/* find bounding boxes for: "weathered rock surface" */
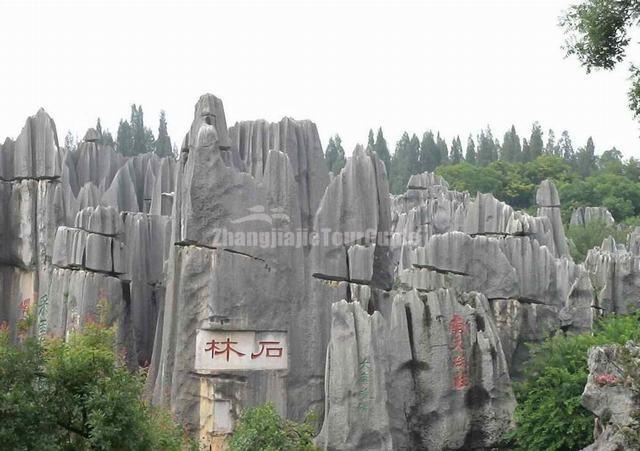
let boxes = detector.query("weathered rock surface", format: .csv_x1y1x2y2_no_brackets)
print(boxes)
316,300,392,450
581,342,640,450
571,206,615,227
585,236,640,315
536,179,570,258
4,99,631,450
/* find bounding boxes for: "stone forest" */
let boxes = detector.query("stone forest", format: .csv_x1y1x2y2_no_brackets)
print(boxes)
2,93,640,450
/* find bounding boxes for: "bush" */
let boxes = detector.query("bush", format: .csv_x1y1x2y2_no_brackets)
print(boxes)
566,219,629,262
227,403,318,451
507,313,640,450
0,321,195,450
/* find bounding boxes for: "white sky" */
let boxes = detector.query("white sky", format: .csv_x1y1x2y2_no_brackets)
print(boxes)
1,0,639,158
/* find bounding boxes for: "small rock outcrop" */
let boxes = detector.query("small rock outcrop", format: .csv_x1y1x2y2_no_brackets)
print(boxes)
571,206,615,227
581,342,640,450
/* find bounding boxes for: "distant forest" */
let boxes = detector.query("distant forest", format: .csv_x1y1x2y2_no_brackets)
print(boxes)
63,105,174,158
325,124,640,225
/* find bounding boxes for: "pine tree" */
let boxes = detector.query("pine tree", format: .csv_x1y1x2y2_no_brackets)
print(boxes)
529,122,544,159
436,132,449,166
501,125,522,163
419,131,439,172
450,136,464,164
465,135,477,165
325,134,346,174
374,128,391,173
558,130,574,162
477,127,498,166
96,118,103,140
155,110,172,157
576,137,597,177
390,132,418,193
367,129,375,148
64,131,76,152
522,138,532,162
545,129,558,155
116,119,133,156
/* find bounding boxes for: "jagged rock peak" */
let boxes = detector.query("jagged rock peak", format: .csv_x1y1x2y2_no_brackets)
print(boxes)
83,128,100,143
186,93,231,151
536,178,560,207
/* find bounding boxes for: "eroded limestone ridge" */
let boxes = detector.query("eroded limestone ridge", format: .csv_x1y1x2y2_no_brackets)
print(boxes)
1,94,638,450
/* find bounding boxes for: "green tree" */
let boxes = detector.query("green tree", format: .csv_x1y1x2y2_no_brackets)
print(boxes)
465,135,477,165
436,132,449,166
529,122,544,160
600,147,624,174
507,312,640,450
367,129,375,148
575,136,598,177
450,136,464,164
567,219,628,261
390,132,419,193
373,127,391,174
502,125,522,163
155,110,173,157
436,162,503,196
116,119,133,155
0,322,193,450
558,130,575,163
64,131,76,153
545,129,558,155
325,135,346,174
561,0,640,118
227,403,318,451
477,127,498,166
419,130,439,172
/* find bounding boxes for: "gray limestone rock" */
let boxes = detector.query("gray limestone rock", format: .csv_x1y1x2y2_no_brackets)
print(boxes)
581,342,640,450
536,179,570,258
387,288,515,450
316,300,392,450
571,206,615,227
229,118,330,231
585,236,640,314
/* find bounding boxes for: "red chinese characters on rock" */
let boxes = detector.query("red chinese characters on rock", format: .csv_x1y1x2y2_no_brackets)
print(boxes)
203,338,283,362
449,314,470,391
251,341,283,359
204,338,246,362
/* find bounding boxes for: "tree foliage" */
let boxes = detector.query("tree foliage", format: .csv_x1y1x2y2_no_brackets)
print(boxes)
567,219,629,261
325,135,346,174
561,0,640,118
116,105,157,156
227,403,318,451
507,312,640,451
155,110,173,157
0,320,194,450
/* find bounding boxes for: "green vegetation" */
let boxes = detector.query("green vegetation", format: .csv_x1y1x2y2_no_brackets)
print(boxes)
507,312,640,450
567,219,629,262
327,124,639,230
116,105,174,156
227,403,318,451
0,316,194,450
325,134,347,175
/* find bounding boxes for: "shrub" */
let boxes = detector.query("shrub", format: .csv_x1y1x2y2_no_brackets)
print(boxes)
507,312,640,450
566,219,629,262
227,403,318,451
0,322,195,450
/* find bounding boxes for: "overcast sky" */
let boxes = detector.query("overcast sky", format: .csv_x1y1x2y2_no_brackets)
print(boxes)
1,0,639,158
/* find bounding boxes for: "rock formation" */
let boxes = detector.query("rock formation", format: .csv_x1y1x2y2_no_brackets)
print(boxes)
0,110,175,366
4,94,638,450
571,206,615,227
582,342,640,450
